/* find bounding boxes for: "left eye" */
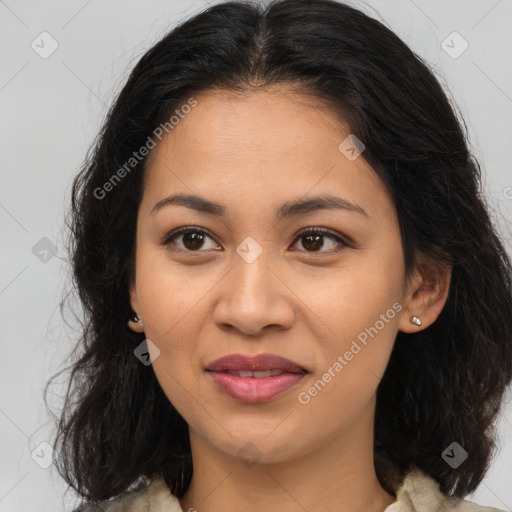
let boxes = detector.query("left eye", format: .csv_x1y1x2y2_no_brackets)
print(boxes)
160,226,349,254
291,228,349,254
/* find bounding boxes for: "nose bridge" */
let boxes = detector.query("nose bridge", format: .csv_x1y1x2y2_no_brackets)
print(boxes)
231,236,276,304
213,235,295,334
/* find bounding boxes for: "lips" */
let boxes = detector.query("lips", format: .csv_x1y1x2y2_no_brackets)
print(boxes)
206,353,307,374
205,353,308,403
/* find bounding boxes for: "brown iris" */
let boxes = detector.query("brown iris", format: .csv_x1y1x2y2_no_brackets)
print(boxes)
182,232,206,250
301,234,323,252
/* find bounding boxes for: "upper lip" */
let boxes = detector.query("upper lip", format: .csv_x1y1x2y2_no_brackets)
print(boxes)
206,353,308,373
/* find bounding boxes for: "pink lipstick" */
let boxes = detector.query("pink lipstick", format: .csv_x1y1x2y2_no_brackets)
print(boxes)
205,353,308,403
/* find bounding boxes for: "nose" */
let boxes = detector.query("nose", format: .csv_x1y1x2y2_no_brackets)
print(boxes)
212,248,295,337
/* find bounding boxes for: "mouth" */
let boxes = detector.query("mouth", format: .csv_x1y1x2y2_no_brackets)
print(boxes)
205,353,308,403
206,353,308,373
221,369,298,378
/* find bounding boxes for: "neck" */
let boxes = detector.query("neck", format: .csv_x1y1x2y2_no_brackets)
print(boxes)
178,396,397,512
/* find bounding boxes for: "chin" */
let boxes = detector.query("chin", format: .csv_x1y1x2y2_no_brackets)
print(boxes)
207,427,305,465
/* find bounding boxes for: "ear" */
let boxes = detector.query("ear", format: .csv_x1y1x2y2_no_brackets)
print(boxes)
398,253,452,333
128,278,145,334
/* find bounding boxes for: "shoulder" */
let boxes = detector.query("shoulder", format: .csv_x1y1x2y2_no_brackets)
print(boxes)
73,468,505,512
385,466,506,512
72,476,184,512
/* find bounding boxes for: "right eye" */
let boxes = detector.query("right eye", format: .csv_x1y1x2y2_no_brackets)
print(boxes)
160,226,221,253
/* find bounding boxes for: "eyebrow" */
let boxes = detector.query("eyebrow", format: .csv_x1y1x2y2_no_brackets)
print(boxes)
151,193,369,221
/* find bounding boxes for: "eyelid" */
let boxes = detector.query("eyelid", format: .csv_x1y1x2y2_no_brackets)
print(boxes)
159,225,351,254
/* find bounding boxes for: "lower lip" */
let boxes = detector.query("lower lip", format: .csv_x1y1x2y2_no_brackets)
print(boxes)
207,371,306,403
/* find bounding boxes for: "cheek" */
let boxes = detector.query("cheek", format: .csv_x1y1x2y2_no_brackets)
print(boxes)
136,263,208,412
135,245,217,343
296,292,401,428
297,248,403,399
294,246,403,343
134,249,225,394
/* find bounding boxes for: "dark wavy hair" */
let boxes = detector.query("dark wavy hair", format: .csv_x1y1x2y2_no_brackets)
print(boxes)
45,0,512,508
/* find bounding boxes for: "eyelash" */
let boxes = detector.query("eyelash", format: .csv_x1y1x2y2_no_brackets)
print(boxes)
159,226,350,256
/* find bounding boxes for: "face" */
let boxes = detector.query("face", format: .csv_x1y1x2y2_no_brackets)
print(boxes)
129,87,428,464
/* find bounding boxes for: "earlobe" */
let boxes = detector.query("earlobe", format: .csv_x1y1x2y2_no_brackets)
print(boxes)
127,313,145,333
398,258,452,334
128,281,144,333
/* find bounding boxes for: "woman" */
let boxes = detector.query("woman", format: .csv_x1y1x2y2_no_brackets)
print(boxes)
46,0,512,511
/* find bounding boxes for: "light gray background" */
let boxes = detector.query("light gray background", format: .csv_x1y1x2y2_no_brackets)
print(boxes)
1,1,511,511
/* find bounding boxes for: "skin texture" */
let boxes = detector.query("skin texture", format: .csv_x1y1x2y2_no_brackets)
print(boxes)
128,87,451,512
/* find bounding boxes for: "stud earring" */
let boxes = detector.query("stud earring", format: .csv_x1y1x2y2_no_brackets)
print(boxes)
128,314,141,324
410,316,422,326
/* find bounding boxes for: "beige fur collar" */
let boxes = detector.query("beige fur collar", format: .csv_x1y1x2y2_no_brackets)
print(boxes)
81,467,506,511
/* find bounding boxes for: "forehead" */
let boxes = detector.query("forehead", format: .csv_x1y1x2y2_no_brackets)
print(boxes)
142,87,394,224
154,86,347,156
